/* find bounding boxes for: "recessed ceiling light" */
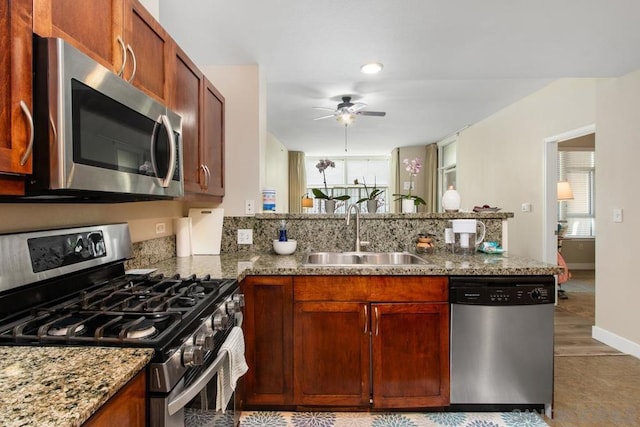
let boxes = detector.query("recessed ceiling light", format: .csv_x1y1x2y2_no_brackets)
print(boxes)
360,62,383,74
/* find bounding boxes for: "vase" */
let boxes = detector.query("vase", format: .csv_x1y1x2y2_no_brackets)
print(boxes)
366,199,378,213
401,199,415,213
442,185,461,212
324,199,336,214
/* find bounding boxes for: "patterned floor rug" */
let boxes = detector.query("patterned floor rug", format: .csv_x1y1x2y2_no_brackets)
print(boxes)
239,411,549,427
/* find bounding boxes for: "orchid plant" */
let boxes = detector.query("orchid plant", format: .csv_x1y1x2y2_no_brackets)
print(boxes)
311,159,351,201
393,157,426,206
356,177,383,203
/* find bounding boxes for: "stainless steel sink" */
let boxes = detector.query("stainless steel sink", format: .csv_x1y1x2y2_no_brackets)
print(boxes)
302,251,433,267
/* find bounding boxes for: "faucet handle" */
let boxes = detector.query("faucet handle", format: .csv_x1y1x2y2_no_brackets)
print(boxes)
360,240,370,250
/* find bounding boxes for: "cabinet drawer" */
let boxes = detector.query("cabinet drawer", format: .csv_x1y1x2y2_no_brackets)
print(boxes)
294,276,448,302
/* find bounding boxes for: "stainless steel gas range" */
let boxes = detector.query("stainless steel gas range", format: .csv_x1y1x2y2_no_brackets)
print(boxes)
0,223,243,427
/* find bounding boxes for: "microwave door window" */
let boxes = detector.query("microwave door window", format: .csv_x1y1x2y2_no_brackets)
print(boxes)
71,79,159,178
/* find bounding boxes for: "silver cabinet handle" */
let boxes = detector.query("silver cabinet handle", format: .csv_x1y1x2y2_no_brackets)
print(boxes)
19,100,34,166
116,36,127,77
167,350,227,415
199,164,207,190
363,305,368,334
374,306,379,336
150,115,176,188
126,44,137,83
203,165,211,190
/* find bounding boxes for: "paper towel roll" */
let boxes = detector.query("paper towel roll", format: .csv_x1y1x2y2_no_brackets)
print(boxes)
174,217,191,257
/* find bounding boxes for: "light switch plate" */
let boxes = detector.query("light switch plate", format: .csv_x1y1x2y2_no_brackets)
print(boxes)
237,229,253,245
403,181,414,191
613,208,623,223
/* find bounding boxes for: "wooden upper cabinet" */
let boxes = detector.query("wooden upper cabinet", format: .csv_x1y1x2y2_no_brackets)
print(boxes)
33,0,170,103
202,78,225,197
121,0,170,102
170,43,203,194
0,0,33,195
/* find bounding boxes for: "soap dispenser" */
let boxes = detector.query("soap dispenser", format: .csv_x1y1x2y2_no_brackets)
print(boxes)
278,220,288,242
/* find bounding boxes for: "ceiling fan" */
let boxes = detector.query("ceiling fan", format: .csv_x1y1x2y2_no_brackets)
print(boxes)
313,96,386,126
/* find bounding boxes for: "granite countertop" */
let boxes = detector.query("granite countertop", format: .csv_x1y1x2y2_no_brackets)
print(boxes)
147,250,561,281
0,346,153,427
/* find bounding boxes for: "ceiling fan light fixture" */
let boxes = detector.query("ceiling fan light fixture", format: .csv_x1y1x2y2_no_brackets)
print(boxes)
360,62,383,74
337,112,356,126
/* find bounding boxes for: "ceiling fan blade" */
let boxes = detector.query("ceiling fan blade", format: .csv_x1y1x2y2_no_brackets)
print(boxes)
312,106,336,111
349,102,367,112
358,111,386,117
313,114,335,120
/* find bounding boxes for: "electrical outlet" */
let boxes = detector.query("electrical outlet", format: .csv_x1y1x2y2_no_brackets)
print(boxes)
245,199,255,215
521,203,532,212
237,229,253,245
403,181,414,191
155,222,166,234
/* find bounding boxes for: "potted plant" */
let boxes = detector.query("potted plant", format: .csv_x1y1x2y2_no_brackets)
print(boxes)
356,177,383,213
311,159,350,213
393,157,426,213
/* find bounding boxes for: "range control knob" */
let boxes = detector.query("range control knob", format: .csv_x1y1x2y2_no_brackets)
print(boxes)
194,330,214,351
182,345,204,367
530,289,541,300
213,312,230,331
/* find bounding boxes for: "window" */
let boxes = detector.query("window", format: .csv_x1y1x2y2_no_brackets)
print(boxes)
438,138,457,211
558,150,595,237
305,157,391,213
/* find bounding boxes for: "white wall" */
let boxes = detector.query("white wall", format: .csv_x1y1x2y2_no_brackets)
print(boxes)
202,65,262,216
457,79,597,259
265,133,289,213
594,69,640,349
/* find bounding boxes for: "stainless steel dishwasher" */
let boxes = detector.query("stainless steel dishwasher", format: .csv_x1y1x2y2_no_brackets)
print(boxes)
449,275,555,414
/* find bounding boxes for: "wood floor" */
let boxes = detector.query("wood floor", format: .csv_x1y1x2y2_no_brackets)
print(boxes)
554,273,622,356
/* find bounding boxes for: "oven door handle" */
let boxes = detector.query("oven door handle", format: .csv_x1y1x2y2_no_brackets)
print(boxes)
167,350,228,416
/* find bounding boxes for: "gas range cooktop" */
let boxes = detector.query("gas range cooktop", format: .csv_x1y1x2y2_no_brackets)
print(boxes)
0,224,238,362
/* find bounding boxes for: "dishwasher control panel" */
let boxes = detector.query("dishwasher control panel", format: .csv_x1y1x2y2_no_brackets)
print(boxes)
450,284,554,305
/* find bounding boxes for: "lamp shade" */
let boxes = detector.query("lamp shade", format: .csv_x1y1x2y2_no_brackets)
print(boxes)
301,195,314,208
557,181,574,201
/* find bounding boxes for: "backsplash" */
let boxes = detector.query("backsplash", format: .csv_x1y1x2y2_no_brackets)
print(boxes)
222,212,512,254
127,212,513,268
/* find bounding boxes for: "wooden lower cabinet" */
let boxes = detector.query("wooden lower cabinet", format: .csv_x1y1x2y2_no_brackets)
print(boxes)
241,276,294,407
293,301,370,406
293,276,450,409
82,369,146,427
372,302,449,408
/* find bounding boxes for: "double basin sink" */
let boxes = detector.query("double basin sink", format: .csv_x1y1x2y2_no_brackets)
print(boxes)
302,251,434,267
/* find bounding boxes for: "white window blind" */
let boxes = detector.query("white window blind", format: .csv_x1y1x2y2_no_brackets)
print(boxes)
305,157,391,213
558,150,595,237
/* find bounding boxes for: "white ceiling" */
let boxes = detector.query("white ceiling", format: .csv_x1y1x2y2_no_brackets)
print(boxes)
158,0,640,156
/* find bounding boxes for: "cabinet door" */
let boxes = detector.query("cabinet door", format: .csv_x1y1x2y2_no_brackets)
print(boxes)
33,0,123,73
121,0,170,102
82,369,146,426
170,44,203,194
202,78,225,197
371,302,450,408
294,301,370,407
1,0,33,195
241,276,293,407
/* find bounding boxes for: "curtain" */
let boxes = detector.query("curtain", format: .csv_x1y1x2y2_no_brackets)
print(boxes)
424,143,438,212
390,148,400,213
288,151,307,213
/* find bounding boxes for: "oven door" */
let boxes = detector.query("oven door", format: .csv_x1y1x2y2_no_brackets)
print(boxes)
150,316,244,427
150,350,238,427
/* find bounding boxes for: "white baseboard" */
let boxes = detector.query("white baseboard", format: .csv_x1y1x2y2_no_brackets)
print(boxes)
592,326,640,359
567,262,595,270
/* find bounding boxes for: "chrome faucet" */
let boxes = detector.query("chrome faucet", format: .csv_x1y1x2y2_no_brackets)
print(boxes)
346,203,363,252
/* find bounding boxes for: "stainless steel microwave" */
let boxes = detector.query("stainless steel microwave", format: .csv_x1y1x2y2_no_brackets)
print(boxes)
28,36,183,200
